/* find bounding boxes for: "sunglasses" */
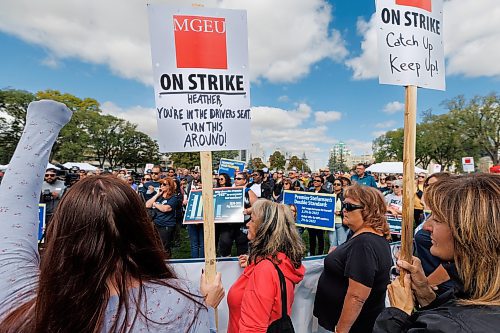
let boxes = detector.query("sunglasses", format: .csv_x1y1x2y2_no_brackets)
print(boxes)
393,185,401,188
218,178,225,181
277,172,283,174
251,174,258,177
333,183,342,186
152,172,160,175
418,175,426,178
343,202,364,212
143,178,151,181
234,177,244,180
44,174,56,177
313,179,322,182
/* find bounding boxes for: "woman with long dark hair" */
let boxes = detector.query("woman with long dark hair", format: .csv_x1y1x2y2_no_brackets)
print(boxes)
0,100,223,332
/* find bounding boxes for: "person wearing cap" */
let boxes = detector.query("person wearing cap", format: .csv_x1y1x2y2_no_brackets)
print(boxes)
41,167,66,225
351,163,378,188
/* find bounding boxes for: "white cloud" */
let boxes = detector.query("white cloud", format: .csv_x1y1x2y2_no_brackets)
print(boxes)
345,0,500,79
344,139,373,154
0,0,348,85
278,95,290,102
251,103,311,129
372,130,387,138
383,101,404,114
375,120,396,128
315,110,342,123
101,101,158,138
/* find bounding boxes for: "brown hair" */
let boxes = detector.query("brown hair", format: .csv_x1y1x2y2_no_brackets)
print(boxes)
159,177,176,198
1,176,204,332
425,174,500,306
344,184,391,240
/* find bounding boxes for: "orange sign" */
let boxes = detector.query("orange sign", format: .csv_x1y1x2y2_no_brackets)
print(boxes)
396,0,432,12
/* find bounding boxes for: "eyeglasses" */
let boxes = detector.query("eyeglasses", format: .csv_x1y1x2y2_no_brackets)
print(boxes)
343,202,364,212
277,172,283,174
218,178,225,181
418,175,426,179
393,185,401,188
333,183,342,186
143,178,151,181
152,172,160,175
251,174,258,177
313,179,322,183
160,183,169,187
44,174,56,177
234,177,244,180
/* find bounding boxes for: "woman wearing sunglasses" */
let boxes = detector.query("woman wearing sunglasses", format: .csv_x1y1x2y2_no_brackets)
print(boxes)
314,184,392,333
386,179,403,216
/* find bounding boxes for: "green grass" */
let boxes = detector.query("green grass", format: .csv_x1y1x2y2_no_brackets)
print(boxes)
170,226,330,259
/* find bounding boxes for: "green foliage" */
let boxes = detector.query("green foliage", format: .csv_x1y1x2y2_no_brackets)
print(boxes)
247,157,267,170
168,150,239,170
372,93,499,171
328,150,349,172
0,89,36,164
287,155,310,172
268,150,286,170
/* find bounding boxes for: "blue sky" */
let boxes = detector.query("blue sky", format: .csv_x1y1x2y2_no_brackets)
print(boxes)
0,0,499,170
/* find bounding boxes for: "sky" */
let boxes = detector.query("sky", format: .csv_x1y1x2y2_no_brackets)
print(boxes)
0,0,499,171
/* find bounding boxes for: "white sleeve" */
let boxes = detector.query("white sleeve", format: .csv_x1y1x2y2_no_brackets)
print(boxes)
0,100,72,318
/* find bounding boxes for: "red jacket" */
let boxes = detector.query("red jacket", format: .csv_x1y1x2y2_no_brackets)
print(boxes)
227,252,305,333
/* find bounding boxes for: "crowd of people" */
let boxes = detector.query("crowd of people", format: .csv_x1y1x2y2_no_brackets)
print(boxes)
0,100,498,332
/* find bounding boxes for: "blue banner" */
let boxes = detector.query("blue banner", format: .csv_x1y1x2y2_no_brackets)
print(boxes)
386,214,402,235
218,158,245,180
38,204,46,241
283,191,335,230
184,187,245,224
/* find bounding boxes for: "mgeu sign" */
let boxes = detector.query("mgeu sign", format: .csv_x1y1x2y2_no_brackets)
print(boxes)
148,5,251,152
376,0,445,91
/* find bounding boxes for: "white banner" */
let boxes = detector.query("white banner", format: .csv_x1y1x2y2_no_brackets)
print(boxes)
462,156,475,172
376,0,445,91
148,5,251,152
170,242,400,333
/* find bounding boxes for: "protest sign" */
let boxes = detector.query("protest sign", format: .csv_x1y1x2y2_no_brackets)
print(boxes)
148,5,251,152
38,204,46,241
184,187,245,224
144,163,154,173
386,214,402,235
283,191,335,231
462,157,475,173
218,158,245,180
376,0,445,90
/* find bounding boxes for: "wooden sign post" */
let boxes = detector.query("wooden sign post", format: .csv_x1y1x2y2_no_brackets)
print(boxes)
200,151,217,279
401,86,417,266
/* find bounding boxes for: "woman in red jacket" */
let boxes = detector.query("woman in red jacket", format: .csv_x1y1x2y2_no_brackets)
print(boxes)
227,199,306,333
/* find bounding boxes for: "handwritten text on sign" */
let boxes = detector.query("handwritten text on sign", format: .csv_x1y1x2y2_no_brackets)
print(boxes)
376,0,445,91
148,6,250,152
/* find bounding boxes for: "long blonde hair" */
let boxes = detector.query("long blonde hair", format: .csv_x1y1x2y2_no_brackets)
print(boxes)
248,199,305,268
425,174,500,306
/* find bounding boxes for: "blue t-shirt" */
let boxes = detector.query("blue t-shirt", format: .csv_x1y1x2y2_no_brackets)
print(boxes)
153,195,180,227
351,174,378,188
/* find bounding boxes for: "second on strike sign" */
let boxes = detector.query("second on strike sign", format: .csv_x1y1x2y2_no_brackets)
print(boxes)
147,5,251,153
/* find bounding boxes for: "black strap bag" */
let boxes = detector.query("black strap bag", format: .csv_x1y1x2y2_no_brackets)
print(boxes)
266,260,295,333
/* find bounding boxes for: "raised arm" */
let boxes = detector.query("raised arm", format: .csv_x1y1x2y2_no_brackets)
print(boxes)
0,100,72,316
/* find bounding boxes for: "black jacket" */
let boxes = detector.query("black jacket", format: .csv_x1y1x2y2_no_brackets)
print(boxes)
373,289,500,333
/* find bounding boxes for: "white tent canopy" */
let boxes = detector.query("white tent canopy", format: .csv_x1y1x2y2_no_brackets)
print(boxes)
63,162,98,171
367,162,426,174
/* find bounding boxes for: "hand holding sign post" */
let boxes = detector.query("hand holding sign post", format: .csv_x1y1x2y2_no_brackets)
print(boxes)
376,0,445,280
148,5,250,324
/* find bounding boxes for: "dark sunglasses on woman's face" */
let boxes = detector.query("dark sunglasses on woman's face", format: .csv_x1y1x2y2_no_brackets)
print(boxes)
334,183,342,186
343,202,364,212
234,177,244,180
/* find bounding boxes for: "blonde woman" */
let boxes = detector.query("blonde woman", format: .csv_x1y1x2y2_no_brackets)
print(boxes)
375,173,500,332
227,199,305,332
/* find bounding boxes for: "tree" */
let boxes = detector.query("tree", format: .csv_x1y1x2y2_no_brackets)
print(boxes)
447,94,500,165
117,130,160,170
212,150,240,169
268,150,286,170
0,89,36,164
247,157,267,170
328,149,349,172
36,89,102,162
287,155,310,172
372,129,404,163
